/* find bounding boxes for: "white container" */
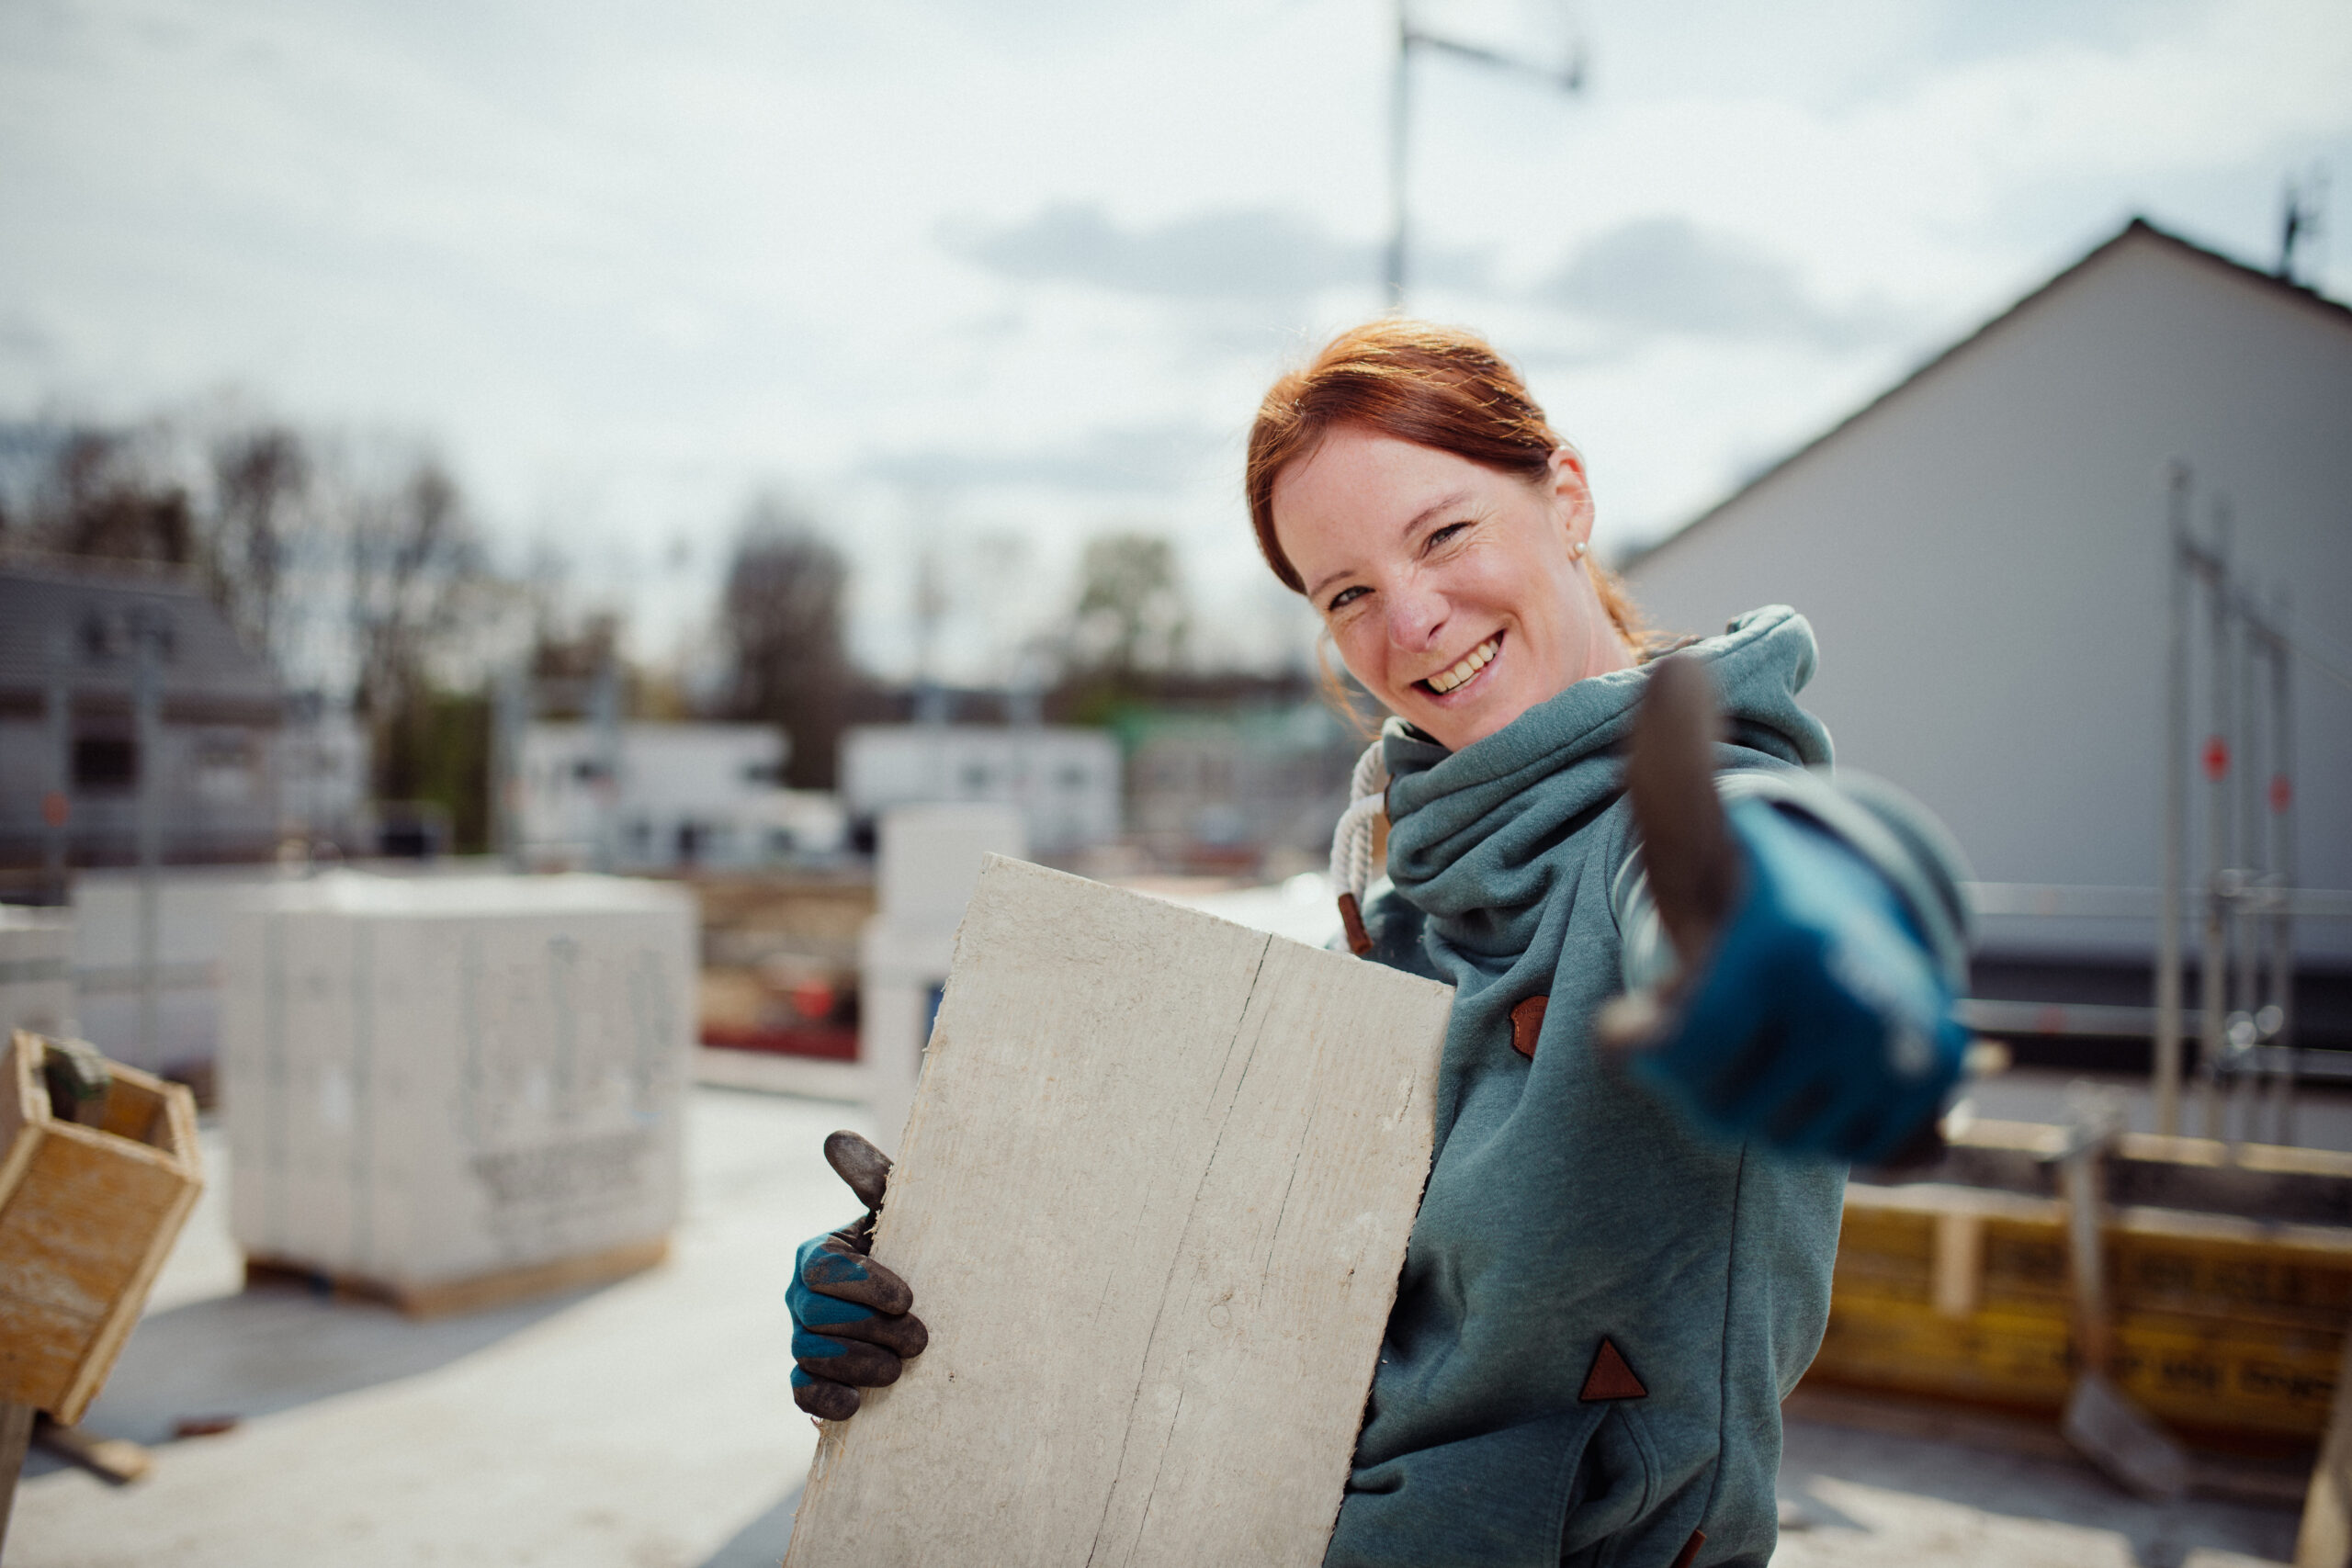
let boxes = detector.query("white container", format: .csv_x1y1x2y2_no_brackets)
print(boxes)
0,906,74,1042
220,872,695,1298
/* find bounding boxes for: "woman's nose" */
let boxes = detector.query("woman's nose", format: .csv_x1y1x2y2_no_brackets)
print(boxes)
1386,582,1447,651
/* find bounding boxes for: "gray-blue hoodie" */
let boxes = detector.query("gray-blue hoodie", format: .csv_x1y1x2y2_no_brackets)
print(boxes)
1327,606,1966,1568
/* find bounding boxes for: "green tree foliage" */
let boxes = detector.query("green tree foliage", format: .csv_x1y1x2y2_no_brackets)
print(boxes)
1070,532,1187,677
1056,529,1190,724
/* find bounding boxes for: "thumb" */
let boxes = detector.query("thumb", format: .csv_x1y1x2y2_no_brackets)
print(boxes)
1623,654,1740,965
824,1130,893,1213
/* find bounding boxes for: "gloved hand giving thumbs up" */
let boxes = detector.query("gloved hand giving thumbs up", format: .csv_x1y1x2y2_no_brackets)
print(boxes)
1605,656,1972,1165
788,1130,929,1420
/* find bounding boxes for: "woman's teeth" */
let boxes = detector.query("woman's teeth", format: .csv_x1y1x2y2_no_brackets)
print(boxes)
1423,637,1498,694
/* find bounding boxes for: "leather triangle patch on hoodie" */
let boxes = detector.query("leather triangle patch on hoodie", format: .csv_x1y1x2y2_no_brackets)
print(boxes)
1579,1337,1647,1402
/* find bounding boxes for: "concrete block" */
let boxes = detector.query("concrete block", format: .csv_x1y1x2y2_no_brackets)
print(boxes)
220,872,694,1296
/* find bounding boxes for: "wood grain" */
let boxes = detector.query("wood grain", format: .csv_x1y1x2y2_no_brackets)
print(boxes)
0,1032,203,1425
785,858,1453,1568
2296,1324,2352,1565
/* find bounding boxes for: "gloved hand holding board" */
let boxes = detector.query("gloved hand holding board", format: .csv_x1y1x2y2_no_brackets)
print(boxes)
784,857,1453,1567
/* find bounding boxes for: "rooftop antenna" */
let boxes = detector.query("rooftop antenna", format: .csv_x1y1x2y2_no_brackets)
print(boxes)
1386,0,1587,309
2278,165,2329,283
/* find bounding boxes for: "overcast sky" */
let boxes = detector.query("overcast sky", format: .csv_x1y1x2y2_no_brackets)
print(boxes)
5,0,2348,682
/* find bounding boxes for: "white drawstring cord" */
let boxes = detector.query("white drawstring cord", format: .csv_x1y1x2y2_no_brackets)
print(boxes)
1329,739,1388,953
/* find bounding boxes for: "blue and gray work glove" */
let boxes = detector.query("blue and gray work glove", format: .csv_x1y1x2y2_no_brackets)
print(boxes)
788,1130,929,1420
1604,657,1969,1165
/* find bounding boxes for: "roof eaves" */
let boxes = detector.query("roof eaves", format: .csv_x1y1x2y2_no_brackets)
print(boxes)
1619,217,2352,573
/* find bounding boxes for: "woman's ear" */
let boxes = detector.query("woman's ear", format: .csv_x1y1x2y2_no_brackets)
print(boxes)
1547,447,1596,546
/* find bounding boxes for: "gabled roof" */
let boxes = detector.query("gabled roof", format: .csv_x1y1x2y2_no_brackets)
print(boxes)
1625,218,2352,569
0,554,279,707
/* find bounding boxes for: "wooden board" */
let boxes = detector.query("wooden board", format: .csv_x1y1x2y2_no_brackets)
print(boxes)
784,858,1454,1568
0,1031,204,1425
2295,1325,2352,1565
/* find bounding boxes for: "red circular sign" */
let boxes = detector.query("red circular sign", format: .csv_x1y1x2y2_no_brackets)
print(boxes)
2201,737,2230,780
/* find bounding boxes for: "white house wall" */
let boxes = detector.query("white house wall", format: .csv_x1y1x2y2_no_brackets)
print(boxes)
1623,230,2352,959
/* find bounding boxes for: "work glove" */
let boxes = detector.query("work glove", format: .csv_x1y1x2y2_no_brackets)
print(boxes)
788,1130,929,1420
1605,657,1970,1165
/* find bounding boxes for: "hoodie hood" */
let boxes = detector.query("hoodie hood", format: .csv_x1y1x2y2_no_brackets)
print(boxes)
1381,604,1831,964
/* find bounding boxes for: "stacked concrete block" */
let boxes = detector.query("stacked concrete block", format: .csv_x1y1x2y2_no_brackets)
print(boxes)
0,906,74,1043
220,872,695,1303
859,805,1025,1154
73,867,275,1073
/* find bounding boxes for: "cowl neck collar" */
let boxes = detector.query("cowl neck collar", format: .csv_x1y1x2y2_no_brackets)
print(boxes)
1381,605,1831,962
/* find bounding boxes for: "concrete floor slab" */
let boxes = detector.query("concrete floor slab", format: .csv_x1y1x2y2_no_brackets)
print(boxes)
7,1085,2317,1566
1775,1413,2301,1567
12,1088,865,1568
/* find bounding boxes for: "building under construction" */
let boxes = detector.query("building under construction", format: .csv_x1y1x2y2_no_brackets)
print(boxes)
1625,218,2352,1120
0,557,285,894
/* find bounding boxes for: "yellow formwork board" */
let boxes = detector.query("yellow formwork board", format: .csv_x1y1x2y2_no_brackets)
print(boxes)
1815,1294,2340,1437
1818,1187,2352,1439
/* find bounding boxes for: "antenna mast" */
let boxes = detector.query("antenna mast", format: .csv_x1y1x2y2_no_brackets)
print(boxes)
2278,165,2330,284
1385,0,1587,309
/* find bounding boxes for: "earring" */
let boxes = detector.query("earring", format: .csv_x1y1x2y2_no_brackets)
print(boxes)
1570,540,1588,560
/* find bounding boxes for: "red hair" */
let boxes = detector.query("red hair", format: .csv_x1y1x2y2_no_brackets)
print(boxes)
1246,319,1649,649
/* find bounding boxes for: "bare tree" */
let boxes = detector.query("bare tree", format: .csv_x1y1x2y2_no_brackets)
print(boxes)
347,459,488,719
722,496,853,789
31,428,195,566
205,425,310,662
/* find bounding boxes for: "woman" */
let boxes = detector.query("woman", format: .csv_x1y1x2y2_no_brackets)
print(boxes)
789,321,1974,1568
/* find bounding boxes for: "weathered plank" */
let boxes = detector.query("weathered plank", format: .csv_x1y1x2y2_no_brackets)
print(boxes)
784,858,1453,1568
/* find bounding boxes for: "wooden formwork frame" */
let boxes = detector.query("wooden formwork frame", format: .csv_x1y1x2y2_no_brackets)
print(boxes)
0,1029,204,1426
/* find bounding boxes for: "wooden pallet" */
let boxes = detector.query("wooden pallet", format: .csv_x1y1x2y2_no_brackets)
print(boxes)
243,1235,669,1320
1811,1121,2352,1453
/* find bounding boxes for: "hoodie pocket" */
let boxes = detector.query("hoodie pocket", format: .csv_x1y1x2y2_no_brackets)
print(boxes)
1559,1403,1661,1567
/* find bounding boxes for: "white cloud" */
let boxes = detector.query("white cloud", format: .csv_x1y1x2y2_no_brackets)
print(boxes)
2,0,2347,673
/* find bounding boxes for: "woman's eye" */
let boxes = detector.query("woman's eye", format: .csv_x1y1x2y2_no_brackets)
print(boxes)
1326,585,1366,613
1426,522,1469,550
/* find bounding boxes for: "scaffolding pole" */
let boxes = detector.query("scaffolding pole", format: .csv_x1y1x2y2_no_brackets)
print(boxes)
2164,478,2309,1153
2156,466,2189,1134
42,629,72,906
2265,590,2299,1145
2199,502,2231,1142
133,619,163,1067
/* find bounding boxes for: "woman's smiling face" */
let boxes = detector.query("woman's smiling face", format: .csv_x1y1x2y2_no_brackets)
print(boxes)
1271,425,1632,752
